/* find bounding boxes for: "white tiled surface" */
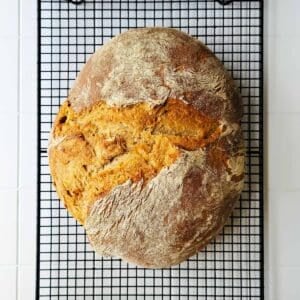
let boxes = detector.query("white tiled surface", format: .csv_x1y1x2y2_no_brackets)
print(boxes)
0,267,17,300
0,190,17,265
0,4,19,296
265,0,300,299
268,113,300,191
0,0,300,299
18,266,36,300
0,0,37,299
0,38,18,113
0,113,18,189
19,188,37,266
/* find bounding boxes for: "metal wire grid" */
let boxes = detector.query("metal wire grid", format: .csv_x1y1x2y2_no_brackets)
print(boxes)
37,0,264,299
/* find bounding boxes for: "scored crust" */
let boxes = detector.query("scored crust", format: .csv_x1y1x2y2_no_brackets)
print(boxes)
48,27,245,268
49,98,222,224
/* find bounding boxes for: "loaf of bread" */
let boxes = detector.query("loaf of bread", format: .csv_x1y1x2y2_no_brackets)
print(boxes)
49,28,244,268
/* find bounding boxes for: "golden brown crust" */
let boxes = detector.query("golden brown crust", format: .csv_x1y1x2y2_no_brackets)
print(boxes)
48,27,245,268
49,98,222,224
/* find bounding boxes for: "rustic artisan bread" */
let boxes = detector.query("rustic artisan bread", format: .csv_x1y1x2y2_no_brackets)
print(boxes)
49,27,244,268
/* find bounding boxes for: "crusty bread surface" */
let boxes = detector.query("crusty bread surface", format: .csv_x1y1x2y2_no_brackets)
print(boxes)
49,27,244,268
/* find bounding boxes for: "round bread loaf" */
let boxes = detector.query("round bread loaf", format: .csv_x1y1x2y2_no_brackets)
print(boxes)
49,27,244,268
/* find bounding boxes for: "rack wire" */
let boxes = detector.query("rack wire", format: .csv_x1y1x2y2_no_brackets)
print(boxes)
37,0,264,299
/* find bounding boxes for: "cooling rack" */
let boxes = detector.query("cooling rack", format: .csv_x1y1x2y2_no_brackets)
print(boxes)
37,0,264,299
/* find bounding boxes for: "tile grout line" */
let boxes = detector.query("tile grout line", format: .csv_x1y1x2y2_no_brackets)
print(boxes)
16,0,21,299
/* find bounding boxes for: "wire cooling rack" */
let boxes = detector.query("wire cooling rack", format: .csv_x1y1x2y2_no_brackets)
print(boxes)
37,0,264,299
